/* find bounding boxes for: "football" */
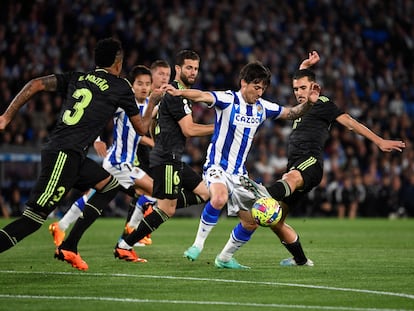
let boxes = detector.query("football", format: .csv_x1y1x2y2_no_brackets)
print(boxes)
251,197,282,227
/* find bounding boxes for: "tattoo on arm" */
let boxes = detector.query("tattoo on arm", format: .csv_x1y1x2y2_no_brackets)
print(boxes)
5,75,57,120
286,101,312,120
40,75,58,91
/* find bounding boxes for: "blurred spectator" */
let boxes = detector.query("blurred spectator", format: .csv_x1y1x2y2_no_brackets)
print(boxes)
5,183,24,217
307,172,334,217
335,174,359,219
401,174,414,217
0,191,10,218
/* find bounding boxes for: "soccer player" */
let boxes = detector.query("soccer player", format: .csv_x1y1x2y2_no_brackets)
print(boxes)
241,52,406,267
48,65,157,252
0,38,162,270
165,58,321,269
114,50,214,261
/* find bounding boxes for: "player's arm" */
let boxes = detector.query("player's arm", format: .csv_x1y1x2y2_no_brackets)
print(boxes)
336,113,406,152
178,114,214,137
279,83,321,120
140,135,154,148
131,88,163,135
163,85,214,104
93,137,108,157
299,51,320,70
0,75,57,130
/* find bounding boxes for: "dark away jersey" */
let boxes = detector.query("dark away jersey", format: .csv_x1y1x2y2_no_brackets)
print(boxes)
287,95,344,163
44,69,138,155
150,81,193,166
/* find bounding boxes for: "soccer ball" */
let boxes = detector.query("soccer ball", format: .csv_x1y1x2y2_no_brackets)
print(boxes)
251,197,282,227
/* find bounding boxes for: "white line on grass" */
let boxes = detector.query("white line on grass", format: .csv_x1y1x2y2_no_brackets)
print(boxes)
0,294,411,311
1,270,412,301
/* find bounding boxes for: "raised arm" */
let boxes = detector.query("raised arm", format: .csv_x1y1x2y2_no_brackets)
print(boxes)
336,114,406,152
0,75,57,130
299,51,320,70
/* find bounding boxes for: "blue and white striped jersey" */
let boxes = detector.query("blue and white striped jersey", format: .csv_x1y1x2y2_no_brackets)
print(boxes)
204,90,284,176
106,98,149,166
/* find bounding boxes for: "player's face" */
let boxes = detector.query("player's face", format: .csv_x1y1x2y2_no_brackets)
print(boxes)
241,80,266,104
293,77,312,104
132,74,152,102
151,66,171,89
177,59,199,87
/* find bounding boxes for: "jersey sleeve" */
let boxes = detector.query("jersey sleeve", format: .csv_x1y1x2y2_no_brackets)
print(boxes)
318,96,344,122
117,80,140,117
163,93,191,121
54,72,82,95
210,90,233,109
261,98,284,120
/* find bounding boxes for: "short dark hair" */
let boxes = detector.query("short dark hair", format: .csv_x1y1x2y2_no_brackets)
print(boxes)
175,50,200,67
94,38,123,68
292,69,316,81
239,61,271,87
127,65,152,84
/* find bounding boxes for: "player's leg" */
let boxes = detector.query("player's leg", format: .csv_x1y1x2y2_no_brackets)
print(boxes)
270,158,322,267
214,209,257,269
56,159,120,270
271,205,314,266
266,157,318,201
49,189,96,246
122,173,156,246
0,150,78,253
115,162,181,261
184,165,224,261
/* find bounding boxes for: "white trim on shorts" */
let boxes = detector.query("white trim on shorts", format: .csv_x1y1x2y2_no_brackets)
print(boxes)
204,165,256,216
102,158,147,189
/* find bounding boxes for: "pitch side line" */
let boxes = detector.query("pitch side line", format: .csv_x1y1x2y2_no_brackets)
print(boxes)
0,270,413,301
0,294,412,311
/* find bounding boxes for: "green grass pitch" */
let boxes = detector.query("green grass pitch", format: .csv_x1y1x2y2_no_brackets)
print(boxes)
0,217,413,311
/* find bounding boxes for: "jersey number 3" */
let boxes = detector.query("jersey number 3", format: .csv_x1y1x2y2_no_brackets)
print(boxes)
62,88,92,125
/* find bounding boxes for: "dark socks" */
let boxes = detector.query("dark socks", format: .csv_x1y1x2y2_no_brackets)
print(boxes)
60,203,102,252
124,207,169,246
60,176,120,252
0,209,45,252
266,180,291,201
282,236,308,265
176,188,205,209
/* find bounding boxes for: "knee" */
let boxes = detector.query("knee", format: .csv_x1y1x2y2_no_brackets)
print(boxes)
210,194,227,209
282,170,303,190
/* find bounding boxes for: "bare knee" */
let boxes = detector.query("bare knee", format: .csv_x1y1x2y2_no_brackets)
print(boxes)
210,193,227,209
282,170,303,191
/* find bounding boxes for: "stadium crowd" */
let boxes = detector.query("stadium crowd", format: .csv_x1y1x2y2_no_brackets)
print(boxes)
0,0,413,218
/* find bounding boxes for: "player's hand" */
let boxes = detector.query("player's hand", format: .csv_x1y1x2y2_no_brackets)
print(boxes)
162,84,181,96
149,87,164,103
378,139,406,152
299,51,320,70
94,141,107,157
308,83,321,104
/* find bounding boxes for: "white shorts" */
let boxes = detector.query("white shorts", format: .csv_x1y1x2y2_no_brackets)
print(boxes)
204,165,256,216
102,158,147,189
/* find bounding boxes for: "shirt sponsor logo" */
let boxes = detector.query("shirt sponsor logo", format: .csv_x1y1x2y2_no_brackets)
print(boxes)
233,113,261,127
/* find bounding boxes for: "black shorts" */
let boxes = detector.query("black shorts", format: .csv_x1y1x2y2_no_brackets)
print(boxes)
26,149,110,215
282,156,323,207
150,161,202,200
